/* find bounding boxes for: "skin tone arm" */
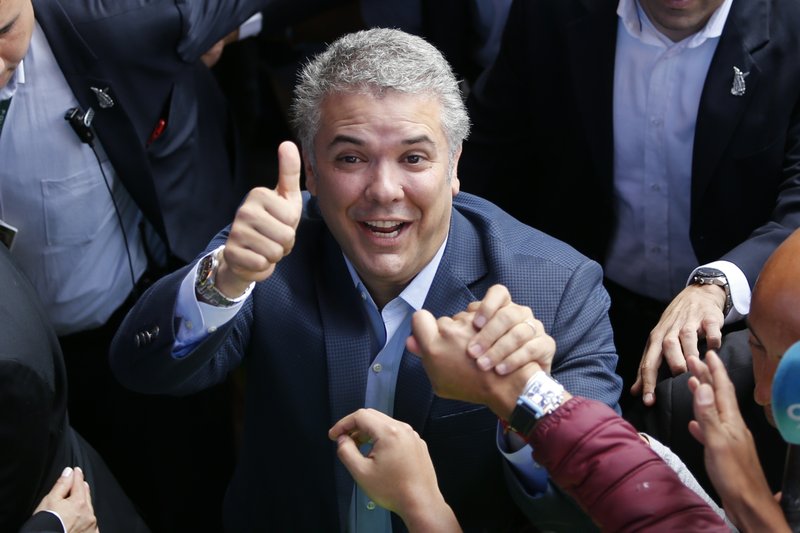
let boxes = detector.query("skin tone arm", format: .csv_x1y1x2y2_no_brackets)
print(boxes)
32,467,98,533
633,283,727,405
687,350,789,532
329,409,460,533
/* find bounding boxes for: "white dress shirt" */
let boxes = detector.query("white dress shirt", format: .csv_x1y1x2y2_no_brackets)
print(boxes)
605,0,747,321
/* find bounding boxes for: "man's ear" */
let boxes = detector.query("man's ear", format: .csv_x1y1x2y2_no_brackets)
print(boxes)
450,145,462,196
303,149,317,195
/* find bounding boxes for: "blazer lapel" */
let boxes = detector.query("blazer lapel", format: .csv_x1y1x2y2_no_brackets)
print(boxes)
316,230,375,530
393,208,488,433
566,0,619,193
692,0,770,201
33,0,169,246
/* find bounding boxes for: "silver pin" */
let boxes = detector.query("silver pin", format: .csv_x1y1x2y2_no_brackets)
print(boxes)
90,86,114,109
731,66,749,97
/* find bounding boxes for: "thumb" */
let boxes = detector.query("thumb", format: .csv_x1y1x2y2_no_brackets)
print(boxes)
276,141,303,202
408,310,438,356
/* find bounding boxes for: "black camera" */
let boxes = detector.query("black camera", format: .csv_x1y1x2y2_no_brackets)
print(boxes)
64,106,96,145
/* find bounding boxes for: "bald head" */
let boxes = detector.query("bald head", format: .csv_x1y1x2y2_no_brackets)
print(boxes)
748,229,800,424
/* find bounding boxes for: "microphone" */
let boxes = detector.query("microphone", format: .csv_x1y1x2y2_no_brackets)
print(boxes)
773,340,800,531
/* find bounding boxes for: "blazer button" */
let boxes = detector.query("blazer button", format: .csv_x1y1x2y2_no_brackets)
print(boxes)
134,333,142,348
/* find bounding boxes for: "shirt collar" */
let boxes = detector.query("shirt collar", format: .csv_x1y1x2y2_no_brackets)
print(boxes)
618,0,733,48
344,236,448,312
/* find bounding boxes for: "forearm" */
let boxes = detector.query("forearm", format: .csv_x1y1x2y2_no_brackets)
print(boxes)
400,496,461,533
726,490,789,533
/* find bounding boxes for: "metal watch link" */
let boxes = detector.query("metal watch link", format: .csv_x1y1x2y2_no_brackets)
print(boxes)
690,267,733,316
508,370,565,437
195,247,237,307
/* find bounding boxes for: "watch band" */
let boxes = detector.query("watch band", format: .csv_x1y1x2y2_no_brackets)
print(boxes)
195,247,237,307
690,267,733,316
508,370,565,437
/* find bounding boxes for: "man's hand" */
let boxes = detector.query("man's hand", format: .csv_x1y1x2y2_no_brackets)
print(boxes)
216,141,303,297
687,351,786,532
407,307,545,420
33,467,99,533
464,284,553,375
329,409,460,533
632,284,725,405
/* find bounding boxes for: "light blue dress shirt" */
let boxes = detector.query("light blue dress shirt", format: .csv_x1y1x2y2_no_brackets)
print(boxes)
0,23,147,335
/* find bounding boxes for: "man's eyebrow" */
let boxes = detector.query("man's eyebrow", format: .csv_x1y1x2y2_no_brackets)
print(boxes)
328,134,364,148
403,135,435,146
0,14,19,36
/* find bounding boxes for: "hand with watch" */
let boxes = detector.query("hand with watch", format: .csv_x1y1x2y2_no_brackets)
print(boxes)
632,266,733,407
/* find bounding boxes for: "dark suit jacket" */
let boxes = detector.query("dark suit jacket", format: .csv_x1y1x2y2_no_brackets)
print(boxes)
0,245,148,533
110,192,622,532
460,0,800,289
638,329,788,504
32,0,266,262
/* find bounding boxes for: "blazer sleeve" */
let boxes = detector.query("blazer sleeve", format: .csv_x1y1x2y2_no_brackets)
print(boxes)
174,0,269,62
529,397,729,532
0,362,55,532
18,511,65,533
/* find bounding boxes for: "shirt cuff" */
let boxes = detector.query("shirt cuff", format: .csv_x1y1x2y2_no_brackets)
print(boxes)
686,260,750,323
238,13,262,40
495,423,549,495
173,248,253,358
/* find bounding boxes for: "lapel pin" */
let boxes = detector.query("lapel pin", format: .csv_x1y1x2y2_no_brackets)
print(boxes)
731,66,749,97
90,86,115,109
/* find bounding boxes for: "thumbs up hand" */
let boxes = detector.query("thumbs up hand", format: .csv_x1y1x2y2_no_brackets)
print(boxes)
216,141,303,297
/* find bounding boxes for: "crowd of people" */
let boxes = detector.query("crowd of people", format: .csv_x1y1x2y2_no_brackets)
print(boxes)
0,0,798,531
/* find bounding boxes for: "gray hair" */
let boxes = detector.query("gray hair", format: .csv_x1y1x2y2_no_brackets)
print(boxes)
290,28,470,168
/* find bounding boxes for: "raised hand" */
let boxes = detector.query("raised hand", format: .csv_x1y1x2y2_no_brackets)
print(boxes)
216,141,303,297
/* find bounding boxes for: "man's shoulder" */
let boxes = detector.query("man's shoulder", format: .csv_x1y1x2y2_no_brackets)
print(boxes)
452,192,594,272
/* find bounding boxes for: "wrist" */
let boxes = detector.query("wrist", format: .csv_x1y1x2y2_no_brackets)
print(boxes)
401,494,460,533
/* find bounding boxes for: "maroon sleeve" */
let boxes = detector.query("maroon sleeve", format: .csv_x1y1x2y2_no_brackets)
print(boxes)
528,397,728,532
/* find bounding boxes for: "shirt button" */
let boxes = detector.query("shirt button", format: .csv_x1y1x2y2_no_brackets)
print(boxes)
366,500,376,511
185,321,193,330
361,292,367,301
650,183,661,191
372,363,382,373
650,117,663,127
208,326,217,333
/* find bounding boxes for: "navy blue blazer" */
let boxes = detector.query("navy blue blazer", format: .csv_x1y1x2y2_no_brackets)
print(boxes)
32,0,265,262
461,0,800,289
111,192,622,531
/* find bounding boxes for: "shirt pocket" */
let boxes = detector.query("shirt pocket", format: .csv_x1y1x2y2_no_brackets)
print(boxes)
41,170,111,246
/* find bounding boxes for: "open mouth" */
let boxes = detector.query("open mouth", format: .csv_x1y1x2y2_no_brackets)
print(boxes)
363,220,406,238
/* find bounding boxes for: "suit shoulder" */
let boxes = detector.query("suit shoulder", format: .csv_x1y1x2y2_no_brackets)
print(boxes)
453,192,596,273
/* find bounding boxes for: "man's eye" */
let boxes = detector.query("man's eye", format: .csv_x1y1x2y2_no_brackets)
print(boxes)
339,155,360,164
406,155,422,164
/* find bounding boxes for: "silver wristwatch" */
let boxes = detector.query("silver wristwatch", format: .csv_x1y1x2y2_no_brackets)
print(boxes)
508,370,565,436
690,267,733,316
195,247,237,307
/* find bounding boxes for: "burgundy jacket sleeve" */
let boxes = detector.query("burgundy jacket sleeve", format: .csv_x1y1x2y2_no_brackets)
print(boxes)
528,397,728,532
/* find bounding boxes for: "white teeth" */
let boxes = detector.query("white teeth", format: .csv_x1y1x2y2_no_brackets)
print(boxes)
365,220,400,228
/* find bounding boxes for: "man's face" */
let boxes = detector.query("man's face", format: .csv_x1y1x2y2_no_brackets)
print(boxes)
0,0,33,88
638,0,725,42
305,90,460,307
748,291,800,427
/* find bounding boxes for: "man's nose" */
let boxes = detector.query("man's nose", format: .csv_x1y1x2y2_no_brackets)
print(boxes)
366,161,404,202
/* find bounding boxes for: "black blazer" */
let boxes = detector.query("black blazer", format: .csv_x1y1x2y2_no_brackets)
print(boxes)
0,245,148,532
461,0,800,289
32,0,267,262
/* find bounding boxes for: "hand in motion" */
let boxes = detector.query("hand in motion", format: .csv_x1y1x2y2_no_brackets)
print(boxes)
216,141,303,298
463,284,553,375
632,283,726,405
329,409,460,533
33,466,99,533
687,351,787,532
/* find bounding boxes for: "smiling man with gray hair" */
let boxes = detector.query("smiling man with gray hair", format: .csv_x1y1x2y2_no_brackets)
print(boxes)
111,28,621,531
